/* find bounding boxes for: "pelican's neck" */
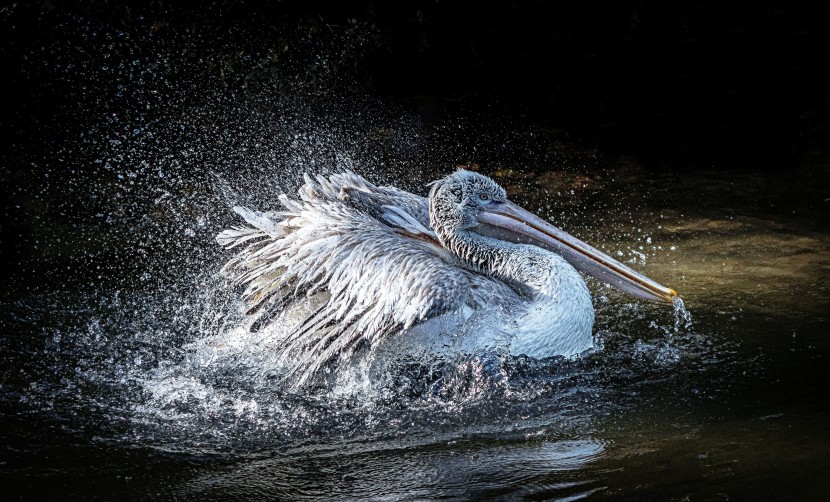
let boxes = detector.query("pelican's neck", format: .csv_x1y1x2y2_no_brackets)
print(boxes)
447,230,595,358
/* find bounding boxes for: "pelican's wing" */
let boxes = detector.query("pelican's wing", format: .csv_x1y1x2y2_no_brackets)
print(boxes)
216,171,507,385
301,170,434,238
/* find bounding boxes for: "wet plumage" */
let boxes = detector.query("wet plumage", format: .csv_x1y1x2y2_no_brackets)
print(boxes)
217,169,676,384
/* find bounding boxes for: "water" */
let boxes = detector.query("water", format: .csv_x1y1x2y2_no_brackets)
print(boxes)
4,163,828,500
4,7,830,500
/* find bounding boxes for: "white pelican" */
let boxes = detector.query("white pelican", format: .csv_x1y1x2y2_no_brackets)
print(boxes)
217,169,677,383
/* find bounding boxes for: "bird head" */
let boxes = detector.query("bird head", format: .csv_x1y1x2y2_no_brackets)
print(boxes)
428,169,506,241
428,168,678,303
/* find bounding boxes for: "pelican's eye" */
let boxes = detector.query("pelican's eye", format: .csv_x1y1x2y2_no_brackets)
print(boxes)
479,193,489,201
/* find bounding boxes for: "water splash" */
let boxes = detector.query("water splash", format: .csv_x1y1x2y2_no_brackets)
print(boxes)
672,297,693,333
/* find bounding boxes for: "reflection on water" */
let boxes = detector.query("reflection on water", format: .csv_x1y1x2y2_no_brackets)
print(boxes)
183,437,609,500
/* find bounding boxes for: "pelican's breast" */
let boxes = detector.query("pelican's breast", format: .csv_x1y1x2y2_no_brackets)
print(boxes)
509,254,595,359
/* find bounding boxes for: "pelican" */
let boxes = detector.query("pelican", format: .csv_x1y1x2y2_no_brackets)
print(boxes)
217,169,677,383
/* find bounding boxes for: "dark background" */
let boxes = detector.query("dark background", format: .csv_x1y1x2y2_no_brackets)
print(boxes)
4,2,828,165
2,1,829,287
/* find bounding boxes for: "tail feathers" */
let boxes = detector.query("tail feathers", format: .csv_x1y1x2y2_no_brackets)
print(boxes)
216,226,267,249
232,206,285,237
216,204,289,252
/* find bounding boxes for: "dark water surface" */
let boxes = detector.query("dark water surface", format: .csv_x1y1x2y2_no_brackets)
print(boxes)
3,163,829,501
3,4,830,501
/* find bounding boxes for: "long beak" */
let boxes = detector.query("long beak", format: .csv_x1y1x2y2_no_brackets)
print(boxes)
475,201,678,303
